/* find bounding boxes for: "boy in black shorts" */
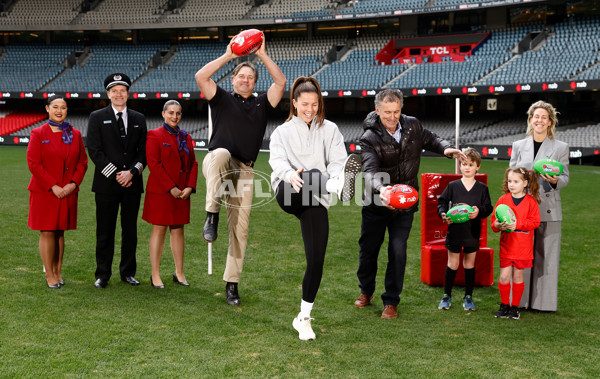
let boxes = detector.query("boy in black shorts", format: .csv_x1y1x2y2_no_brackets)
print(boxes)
437,148,493,311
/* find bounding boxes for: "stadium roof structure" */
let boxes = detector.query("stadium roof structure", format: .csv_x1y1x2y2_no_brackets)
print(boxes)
0,0,548,31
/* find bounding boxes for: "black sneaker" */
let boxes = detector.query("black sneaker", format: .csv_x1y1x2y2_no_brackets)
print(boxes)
226,282,241,306
508,305,521,320
202,212,219,242
494,303,509,318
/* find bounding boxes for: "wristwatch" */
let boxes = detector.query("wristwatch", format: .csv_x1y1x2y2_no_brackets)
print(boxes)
129,168,138,176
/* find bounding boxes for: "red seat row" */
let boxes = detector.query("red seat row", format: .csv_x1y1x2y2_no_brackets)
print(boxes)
0,112,47,135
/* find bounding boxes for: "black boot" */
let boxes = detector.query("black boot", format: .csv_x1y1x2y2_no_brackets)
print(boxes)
226,282,241,306
202,212,219,242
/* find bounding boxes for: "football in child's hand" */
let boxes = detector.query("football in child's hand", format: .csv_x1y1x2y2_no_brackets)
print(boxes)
383,184,419,209
533,158,563,176
495,204,516,232
231,29,264,56
446,204,474,223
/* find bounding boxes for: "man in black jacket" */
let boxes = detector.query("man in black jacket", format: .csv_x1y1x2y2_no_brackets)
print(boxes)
87,73,147,288
353,89,465,318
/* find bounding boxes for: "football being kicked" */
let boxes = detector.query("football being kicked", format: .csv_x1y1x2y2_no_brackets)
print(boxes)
231,29,264,56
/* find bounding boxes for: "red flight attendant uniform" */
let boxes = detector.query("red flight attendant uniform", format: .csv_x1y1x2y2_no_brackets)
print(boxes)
27,123,88,230
142,126,198,225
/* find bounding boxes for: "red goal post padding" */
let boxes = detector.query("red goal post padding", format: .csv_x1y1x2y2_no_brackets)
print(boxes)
420,173,494,286
421,245,494,286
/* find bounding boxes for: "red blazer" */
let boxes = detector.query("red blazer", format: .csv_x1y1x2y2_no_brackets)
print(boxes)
27,123,88,193
145,127,198,194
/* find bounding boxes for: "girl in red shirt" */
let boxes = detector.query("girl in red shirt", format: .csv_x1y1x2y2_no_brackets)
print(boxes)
491,167,540,319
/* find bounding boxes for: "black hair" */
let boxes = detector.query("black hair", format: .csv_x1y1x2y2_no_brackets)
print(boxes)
47,94,66,105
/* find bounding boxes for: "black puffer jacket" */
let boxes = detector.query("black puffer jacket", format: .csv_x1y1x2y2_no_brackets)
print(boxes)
359,111,451,212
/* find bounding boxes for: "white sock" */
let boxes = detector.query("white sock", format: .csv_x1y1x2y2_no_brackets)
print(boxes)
299,300,313,319
325,177,339,194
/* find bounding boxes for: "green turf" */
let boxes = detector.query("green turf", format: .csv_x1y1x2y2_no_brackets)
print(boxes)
1,145,599,377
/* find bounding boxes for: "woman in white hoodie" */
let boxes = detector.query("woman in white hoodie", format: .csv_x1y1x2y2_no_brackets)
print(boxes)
269,76,361,340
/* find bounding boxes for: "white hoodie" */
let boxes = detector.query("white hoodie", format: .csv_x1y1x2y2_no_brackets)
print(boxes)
269,115,348,208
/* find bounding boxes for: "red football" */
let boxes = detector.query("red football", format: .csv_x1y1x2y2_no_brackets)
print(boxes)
231,29,264,56
384,184,419,209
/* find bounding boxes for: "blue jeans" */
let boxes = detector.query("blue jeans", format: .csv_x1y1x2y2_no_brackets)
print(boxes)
357,207,414,306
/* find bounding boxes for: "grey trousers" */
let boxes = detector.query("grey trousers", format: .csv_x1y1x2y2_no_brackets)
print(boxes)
519,221,562,311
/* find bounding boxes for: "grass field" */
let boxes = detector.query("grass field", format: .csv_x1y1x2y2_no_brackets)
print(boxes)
1,145,599,378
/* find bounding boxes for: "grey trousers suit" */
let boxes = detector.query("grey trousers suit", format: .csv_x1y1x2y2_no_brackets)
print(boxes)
510,136,570,311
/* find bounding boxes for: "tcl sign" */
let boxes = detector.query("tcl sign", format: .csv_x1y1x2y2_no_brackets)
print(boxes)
429,46,449,54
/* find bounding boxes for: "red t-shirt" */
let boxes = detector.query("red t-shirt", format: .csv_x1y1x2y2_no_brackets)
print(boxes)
491,193,541,260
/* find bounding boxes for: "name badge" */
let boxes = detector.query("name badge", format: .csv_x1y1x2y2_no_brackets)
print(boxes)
42,140,50,144
103,120,112,124
133,125,139,128
162,143,171,146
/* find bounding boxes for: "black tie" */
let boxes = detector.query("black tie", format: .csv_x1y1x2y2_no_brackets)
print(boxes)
117,112,126,139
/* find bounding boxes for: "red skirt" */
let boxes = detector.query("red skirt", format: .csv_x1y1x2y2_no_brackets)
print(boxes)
142,191,191,226
28,191,78,230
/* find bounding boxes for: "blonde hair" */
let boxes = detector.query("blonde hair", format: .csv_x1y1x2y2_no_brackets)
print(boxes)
526,100,558,139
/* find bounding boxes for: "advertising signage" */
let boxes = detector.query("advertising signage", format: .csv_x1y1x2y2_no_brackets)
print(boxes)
273,0,546,24
3,136,597,160
1,80,599,100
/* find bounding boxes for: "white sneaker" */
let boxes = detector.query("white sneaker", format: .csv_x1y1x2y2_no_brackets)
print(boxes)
293,316,316,340
337,154,361,202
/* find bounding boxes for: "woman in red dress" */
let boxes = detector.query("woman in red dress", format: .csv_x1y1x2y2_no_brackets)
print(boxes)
27,95,88,288
143,100,198,288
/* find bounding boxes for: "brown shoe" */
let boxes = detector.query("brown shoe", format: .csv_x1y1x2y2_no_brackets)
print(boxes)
354,293,374,307
381,305,398,319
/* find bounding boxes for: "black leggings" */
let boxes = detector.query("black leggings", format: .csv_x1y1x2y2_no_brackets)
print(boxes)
276,170,329,303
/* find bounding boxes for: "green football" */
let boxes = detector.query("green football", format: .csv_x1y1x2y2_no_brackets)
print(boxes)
446,204,474,224
495,204,516,232
533,158,563,176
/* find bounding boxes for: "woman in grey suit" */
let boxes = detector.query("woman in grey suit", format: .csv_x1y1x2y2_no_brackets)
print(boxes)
509,100,570,312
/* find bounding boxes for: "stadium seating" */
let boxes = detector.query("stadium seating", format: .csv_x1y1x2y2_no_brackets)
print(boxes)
434,0,499,6
133,40,232,93
389,26,537,88
161,0,252,23
0,0,79,26
338,0,427,15
480,17,600,85
477,121,600,148
313,34,410,90
46,42,169,92
555,123,600,148
6,109,600,150
75,0,164,25
250,0,332,19
221,35,346,92
0,43,80,91
0,111,47,135
2,18,599,93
